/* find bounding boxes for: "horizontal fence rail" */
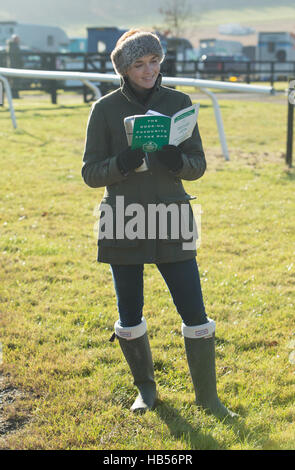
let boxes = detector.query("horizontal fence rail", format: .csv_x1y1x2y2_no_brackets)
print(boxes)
0,66,276,161
0,51,294,87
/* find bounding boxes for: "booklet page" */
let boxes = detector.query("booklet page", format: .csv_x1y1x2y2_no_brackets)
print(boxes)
169,104,200,146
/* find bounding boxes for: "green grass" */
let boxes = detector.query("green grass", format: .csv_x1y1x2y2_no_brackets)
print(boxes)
0,92,294,450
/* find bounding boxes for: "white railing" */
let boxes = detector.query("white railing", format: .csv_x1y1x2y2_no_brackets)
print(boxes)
0,67,275,160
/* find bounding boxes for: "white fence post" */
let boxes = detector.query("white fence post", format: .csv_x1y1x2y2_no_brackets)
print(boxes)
0,74,17,129
201,88,230,161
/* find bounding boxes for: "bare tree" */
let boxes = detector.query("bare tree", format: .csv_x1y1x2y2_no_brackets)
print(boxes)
158,0,192,38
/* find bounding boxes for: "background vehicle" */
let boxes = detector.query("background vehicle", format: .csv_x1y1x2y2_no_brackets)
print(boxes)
198,53,250,78
256,32,295,80
0,21,69,52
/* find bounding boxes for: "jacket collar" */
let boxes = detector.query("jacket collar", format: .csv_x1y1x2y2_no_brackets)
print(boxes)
120,74,162,109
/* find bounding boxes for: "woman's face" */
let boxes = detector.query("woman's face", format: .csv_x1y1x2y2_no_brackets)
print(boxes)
126,54,160,90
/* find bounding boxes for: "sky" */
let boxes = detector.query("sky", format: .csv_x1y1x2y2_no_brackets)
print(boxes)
0,0,163,35
1,0,294,38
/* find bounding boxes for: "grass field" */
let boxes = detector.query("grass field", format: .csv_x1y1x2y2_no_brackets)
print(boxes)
0,90,294,450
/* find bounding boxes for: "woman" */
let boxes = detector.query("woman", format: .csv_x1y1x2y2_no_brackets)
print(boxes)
82,29,237,418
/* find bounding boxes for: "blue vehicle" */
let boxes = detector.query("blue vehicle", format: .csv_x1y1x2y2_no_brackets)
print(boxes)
87,26,168,56
68,38,87,53
87,27,127,54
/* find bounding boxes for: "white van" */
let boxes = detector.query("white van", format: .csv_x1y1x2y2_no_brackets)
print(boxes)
256,32,295,80
0,21,69,52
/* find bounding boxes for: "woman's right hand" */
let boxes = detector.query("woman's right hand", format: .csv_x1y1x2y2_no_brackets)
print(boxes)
116,147,145,175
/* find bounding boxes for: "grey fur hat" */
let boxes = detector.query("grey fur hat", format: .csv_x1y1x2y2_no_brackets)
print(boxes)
111,30,165,76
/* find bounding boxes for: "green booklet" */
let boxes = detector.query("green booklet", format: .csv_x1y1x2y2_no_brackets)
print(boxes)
124,103,200,153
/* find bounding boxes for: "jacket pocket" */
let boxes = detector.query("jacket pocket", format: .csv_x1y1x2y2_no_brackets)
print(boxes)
159,193,196,204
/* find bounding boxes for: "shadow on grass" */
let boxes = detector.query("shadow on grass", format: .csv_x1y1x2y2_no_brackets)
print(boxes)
155,398,253,450
155,399,220,450
282,168,295,180
13,128,51,145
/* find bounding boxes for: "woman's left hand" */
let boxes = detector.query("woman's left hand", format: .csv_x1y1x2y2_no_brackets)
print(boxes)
157,145,183,172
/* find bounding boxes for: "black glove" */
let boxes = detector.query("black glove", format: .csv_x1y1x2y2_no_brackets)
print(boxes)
157,145,183,172
117,147,145,175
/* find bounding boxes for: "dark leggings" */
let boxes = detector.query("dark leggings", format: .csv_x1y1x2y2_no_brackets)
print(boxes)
110,258,207,327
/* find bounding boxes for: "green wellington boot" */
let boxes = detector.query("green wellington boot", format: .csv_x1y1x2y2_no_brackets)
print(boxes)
182,319,238,420
115,318,157,413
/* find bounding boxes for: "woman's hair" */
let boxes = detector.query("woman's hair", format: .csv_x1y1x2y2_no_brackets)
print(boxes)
111,29,165,76
116,28,142,47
